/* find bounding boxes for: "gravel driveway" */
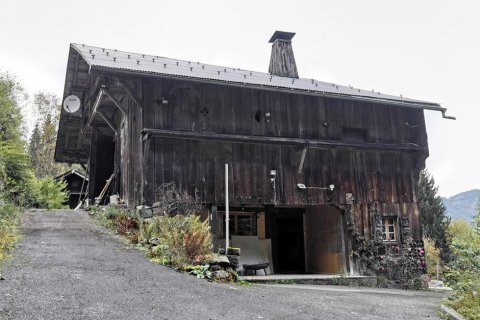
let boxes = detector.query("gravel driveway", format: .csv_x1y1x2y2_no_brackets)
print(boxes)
0,210,446,320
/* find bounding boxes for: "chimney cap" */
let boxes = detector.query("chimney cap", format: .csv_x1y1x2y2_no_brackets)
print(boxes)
268,31,296,43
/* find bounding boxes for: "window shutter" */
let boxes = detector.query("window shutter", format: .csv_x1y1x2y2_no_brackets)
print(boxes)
373,213,383,238
400,216,412,241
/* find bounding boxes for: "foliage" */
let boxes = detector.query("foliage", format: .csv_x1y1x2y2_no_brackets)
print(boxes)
0,71,25,143
186,264,213,279
444,220,480,320
0,196,22,261
29,92,68,178
143,214,214,269
356,236,425,288
153,182,203,216
90,206,140,243
93,205,215,274
347,208,426,288
473,197,480,235
417,170,451,261
423,237,442,278
33,176,68,210
0,141,35,204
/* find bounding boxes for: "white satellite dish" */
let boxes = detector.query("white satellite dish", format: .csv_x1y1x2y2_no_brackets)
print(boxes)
63,95,81,113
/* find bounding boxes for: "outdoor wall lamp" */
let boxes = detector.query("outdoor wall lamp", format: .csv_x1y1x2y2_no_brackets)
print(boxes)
270,170,277,186
297,183,334,192
270,170,277,205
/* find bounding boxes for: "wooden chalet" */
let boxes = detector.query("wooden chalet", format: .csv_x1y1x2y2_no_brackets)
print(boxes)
55,31,453,275
54,169,88,209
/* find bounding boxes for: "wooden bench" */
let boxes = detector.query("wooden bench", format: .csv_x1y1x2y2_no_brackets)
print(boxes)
242,263,269,276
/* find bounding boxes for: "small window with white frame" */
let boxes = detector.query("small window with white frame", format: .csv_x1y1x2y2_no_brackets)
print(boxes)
382,217,397,242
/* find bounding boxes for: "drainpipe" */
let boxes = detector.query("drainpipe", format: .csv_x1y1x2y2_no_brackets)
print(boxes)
225,163,229,250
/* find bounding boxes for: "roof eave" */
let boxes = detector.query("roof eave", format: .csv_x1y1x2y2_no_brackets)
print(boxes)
90,64,450,115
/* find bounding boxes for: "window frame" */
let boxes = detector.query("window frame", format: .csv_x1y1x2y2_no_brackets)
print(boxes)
382,216,398,243
218,211,257,238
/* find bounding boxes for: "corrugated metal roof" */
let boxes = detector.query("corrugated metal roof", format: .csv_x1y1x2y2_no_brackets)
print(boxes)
71,43,441,109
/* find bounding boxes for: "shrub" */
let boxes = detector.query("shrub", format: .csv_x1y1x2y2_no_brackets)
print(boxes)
91,206,140,243
142,214,213,269
33,176,68,210
0,196,21,260
424,237,442,278
153,182,203,215
444,220,480,320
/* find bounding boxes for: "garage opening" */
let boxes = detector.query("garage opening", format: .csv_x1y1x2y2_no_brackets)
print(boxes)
273,210,305,274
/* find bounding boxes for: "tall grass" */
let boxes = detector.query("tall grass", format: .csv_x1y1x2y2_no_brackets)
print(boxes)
0,198,21,261
142,214,213,269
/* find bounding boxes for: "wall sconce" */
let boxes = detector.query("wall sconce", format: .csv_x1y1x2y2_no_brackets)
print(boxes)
270,170,277,186
161,97,168,105
270,170,277,205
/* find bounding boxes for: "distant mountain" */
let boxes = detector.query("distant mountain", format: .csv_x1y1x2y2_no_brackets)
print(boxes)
442,189,479,222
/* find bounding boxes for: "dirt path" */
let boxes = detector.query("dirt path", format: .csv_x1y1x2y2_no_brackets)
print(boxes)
0,210,446,320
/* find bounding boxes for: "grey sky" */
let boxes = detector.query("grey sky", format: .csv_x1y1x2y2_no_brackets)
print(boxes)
1,0,478,197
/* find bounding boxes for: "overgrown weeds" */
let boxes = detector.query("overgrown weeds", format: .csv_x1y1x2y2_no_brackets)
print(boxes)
90,206,140,243
141,214,214,269
347,206,426,289
0,197,22,261
89,204,237,282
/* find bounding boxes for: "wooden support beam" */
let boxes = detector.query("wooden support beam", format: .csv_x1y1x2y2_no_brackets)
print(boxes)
117,80,144,107
297,147,308,174
97,110,117,134
89,76,102,97
142,132,151,165
85,88,105,129
141,128,427,152
104,91,127,116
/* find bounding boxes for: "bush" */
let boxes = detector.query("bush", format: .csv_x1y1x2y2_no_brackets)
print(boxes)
0,196,21,260
424,237,442,278
142,214,213,269
153,182,203,215
90,206,140,243
91,205,215,276
444,220,480,320
0,141,35,206
32,176,68,210
351,220,425,287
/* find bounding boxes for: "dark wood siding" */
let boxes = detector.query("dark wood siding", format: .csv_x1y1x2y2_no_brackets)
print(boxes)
111,76,427,239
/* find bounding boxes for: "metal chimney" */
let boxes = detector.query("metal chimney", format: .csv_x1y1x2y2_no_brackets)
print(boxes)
268,31,299,78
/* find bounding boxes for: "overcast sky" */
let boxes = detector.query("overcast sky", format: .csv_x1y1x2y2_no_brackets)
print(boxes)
1,0,478,197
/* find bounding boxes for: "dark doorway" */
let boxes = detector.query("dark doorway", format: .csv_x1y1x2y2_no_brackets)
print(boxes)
274,210,305,273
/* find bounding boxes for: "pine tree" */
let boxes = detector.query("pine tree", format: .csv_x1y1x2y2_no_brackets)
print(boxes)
473,196,480,235
29,92,67,178
417,170,451,261
29,123,41,170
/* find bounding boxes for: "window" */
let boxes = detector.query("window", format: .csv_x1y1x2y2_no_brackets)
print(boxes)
343,127,368,142
71,180,80,189
219,212,257,237
382,217,397,242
